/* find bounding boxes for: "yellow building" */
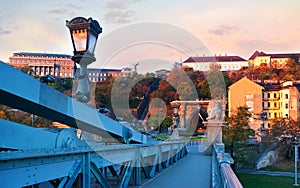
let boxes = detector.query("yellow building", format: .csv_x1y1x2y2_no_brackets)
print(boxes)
229,77,300,132
249,51,300,68
259,82,281,128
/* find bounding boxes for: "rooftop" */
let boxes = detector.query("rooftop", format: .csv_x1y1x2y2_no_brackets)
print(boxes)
183,55,246,63
249,51,300,60
256,82,281,91
12,52,71,59
87,68,122,72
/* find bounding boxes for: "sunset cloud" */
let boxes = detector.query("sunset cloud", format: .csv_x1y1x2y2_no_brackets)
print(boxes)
103,0,142,24
0,28,11,35
104,10,136,24
209,25,240,36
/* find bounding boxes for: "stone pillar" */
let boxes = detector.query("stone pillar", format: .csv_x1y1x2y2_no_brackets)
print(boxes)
204,120,225,155
205,121,224,143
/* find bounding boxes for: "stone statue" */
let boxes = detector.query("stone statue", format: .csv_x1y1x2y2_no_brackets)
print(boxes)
206,100,222,121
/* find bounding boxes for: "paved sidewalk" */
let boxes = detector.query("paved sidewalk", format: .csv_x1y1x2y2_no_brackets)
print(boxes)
237,169,300,177
141,146,211,188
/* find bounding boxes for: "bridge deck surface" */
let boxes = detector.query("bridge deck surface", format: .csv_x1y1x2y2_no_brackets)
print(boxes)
141,145,211,188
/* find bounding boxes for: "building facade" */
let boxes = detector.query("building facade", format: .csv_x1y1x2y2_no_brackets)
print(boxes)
182,55,248,72
229,77,300,131
249,51,300,68
86,68,122,82
228,77,264,130
8,52,75,78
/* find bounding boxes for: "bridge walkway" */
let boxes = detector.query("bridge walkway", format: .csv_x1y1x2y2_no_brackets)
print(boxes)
141,145,211,188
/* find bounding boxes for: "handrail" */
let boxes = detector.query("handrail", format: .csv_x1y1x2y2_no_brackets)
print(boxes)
212,143,243,188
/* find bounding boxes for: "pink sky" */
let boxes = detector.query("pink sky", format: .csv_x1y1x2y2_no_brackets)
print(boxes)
0,0,299,70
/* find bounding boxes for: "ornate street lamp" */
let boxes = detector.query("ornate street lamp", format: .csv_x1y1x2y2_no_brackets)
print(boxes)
66,17,102,102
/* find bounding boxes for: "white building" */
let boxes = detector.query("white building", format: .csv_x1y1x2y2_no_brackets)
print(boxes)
182,55,248,72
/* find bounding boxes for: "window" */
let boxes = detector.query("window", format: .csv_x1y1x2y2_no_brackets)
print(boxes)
268,123,271,128
267,93,270,98
285,103,288,109
274,93,277,98
274,113,277,118
274,102,277,107
285,94,289,99
268,102,270,107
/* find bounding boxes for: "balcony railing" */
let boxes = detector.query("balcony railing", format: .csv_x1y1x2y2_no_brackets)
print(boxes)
263,97,280,101
263,106,280,110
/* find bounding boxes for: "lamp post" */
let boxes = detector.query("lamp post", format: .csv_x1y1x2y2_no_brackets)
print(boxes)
66,17,102,103
259,112,267,142
294,136,299,186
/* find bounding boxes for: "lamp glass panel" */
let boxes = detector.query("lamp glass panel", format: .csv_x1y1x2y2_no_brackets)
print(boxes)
88,34,97,54
72,29,87,51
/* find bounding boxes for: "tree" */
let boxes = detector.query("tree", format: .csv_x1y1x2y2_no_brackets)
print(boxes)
223,106,255,170
0,105,52,128
166,67,198,101
270,118,300,159
20,66,34,76
206,62,226,99
160,116,173,133
95,77,115,109
147,115,172,133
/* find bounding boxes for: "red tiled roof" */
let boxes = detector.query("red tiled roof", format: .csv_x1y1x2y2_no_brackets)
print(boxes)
183,56,246,63
249,51,300,60
248,51,266,60
268,53,300,59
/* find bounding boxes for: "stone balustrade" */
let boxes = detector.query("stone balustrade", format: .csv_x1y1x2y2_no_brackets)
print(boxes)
212,143,243,188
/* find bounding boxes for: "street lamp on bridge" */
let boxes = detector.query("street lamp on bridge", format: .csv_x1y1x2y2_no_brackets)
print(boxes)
66,17,102,102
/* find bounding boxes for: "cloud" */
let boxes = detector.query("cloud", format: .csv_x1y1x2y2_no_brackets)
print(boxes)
47,4,82,17
0,28,11,35
103,0,142,24
104,10,135,24
209,25,240,36
105,0,126,9
105,0,142,9
48,8,71,15
66,3,83,10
